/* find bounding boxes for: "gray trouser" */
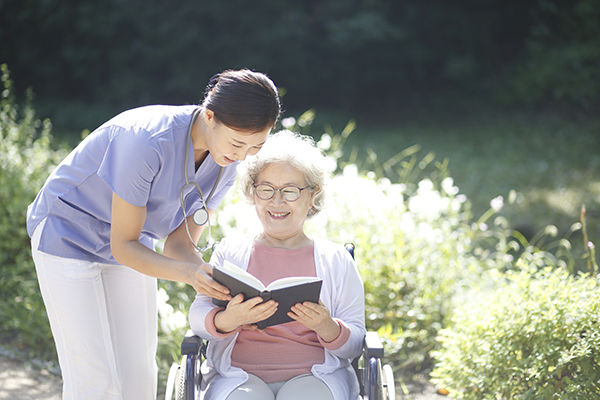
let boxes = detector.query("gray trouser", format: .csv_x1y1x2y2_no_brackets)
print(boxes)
226,374,334,400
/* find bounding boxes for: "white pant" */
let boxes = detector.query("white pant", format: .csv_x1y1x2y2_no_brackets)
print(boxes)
225,374,334,400
32,221,158,400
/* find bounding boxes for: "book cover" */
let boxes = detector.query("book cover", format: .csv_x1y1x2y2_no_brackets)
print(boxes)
212,260,323,329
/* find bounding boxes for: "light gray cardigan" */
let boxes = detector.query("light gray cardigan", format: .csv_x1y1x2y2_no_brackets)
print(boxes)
189,234,366,400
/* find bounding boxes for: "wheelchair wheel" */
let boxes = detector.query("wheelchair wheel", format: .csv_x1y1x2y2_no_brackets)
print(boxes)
377,360,384,400
382,364,396,400
174,355,187,400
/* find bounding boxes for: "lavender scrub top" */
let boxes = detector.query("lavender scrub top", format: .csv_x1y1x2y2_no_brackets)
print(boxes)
26,105,238,264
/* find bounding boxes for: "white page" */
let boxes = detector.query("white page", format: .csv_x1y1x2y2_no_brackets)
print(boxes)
266,276,321,291
219,260,266,291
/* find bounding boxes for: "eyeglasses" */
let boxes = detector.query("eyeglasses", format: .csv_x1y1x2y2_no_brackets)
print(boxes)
253,184,311,202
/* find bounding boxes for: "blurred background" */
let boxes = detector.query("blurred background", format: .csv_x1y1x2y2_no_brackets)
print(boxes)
0,0,598,126
1,0,599,397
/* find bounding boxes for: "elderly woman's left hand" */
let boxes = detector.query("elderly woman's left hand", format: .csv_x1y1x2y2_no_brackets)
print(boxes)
289,300,341,343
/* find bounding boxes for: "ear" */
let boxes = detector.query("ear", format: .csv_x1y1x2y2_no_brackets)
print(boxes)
310,185,319,206
203,109,215,126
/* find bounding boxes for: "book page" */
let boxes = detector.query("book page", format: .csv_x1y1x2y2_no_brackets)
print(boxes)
266,276,321,291
217,260,266,291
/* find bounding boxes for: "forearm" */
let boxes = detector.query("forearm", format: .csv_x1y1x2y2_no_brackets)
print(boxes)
112,238,195,285
110,194,229,299
163,235,207,266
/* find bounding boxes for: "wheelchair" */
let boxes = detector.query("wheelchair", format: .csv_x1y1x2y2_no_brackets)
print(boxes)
165,244,396,400
165,329,396,400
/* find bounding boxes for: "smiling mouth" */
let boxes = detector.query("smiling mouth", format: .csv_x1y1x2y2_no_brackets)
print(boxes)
269,211,289,219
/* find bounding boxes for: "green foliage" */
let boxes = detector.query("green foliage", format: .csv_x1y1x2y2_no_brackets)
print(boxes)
4,0,599,134
431,266,600,399
500,0,600,107
156,280,196,393
0,64,67,360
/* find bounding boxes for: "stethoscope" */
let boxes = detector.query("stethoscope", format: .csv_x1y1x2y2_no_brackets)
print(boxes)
179,109,223,252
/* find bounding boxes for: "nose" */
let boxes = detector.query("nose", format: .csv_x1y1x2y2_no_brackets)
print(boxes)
235,147,250,161
270,190,287,204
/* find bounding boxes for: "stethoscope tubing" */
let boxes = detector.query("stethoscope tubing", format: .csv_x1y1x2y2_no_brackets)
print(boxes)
180,108,223,252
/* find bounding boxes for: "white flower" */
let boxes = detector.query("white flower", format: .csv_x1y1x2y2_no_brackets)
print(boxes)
418,179,434,191
400,212,415,235
408,179,444,221
490,196,504,212
317,133,332,151
165,310,188,332
441,177,459,195
323,155,338,173
157,288,175,333
342,164,359,178
281,117,296,129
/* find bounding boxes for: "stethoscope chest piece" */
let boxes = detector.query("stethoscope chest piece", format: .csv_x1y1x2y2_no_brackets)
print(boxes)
192,207,209,226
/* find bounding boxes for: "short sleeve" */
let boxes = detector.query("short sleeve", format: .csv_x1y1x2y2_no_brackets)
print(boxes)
97,128,161,207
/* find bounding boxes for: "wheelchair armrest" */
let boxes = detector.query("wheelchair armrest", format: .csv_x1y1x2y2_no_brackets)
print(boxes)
180,329,203,356
364,331,384,360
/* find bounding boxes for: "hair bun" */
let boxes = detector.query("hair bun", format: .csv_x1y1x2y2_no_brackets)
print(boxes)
204,73,221,95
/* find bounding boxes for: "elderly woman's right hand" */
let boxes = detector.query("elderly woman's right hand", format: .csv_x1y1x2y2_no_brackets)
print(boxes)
191,263,232,301
214,294,278,333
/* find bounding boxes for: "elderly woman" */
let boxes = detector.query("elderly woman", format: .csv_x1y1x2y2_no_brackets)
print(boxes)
189,130,366,400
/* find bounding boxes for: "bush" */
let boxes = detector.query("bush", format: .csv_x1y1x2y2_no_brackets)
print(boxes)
431,265,600,399
0,64,67,361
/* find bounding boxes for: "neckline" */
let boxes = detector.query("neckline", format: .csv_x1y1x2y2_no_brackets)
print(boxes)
253,234,314,251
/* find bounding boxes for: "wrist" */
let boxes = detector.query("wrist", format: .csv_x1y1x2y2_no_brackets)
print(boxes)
319,319,341,343
184,261,207,289
214,310,238,334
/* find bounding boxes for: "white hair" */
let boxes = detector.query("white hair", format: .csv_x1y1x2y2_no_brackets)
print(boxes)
238,130,330,217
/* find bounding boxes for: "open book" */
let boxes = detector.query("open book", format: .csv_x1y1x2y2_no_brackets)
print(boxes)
212,260,323,329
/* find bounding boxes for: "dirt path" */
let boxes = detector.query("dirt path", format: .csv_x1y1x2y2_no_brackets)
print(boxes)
0,354,449,400
0,355,62,400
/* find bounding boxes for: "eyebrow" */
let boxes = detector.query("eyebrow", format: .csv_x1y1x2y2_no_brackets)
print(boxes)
232,138,266,147
257,181,306,187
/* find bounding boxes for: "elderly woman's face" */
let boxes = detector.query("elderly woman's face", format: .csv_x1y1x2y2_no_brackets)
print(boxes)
253,162,314,243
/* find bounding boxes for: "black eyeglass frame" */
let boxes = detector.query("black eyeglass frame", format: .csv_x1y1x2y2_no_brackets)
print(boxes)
253,183,311,202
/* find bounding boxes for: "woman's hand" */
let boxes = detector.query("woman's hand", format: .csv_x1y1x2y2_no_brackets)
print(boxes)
189,263,231,302
289,300,341,343
214,294,278,334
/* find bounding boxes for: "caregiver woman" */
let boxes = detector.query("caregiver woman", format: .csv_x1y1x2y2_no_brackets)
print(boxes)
26,69,281,400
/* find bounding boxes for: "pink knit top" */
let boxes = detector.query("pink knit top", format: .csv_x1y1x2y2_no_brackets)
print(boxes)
205,241,351,383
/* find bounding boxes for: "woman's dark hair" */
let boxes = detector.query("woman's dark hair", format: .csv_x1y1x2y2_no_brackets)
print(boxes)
201,69,281,133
